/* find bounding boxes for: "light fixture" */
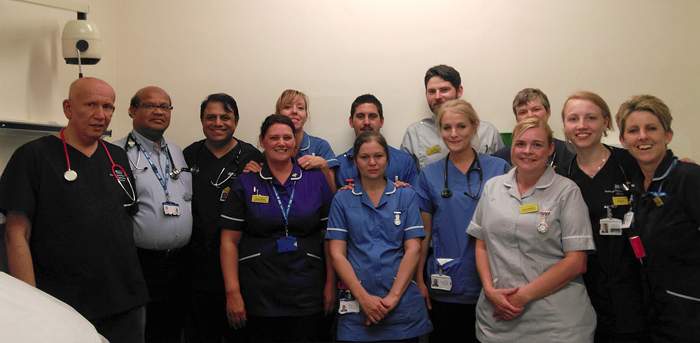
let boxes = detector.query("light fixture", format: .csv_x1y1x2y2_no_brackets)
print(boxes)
62,12,102,78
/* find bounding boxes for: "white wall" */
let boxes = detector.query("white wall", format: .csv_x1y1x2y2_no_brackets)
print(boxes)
2,0,700,172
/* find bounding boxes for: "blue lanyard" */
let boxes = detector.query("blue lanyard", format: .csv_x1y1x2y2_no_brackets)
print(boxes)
271,181,296,235
140,143,171,196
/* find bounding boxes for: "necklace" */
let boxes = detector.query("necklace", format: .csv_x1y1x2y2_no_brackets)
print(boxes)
578,147,610,178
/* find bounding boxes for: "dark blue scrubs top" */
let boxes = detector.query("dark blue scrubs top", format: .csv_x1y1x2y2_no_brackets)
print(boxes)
335,145,418,188
219,161,333,317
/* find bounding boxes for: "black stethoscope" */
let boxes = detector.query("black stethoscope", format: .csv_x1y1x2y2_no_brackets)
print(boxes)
61,129,137,208
441,150,484,200
124,133,190,179
189,140,244,188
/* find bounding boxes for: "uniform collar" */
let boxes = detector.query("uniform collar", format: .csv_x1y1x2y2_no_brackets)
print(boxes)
131,130,167,153
350,178,397,196
299,132,311,152
258,159,303,184
651,150,678,183
503,166,556,198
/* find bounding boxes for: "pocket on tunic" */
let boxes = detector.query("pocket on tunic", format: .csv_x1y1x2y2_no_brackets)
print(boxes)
426,256,480,296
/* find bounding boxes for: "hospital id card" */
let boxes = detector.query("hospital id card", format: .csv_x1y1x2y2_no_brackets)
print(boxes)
599,217,623,236
430,274,452,291
612,196,630,206
276,236,298,253
338,300,360,314
163,201,180,216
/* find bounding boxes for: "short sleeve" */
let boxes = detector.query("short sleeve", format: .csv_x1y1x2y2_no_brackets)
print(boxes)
414,170,434,214
559,185,595,252
402,190,425,240
315,139,339,169
218,178,247,231
0,144,38,218
466,187,487,240
325,195,348,241
401,154,419,185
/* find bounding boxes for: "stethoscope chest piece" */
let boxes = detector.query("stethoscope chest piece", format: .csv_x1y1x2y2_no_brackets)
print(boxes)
441,188,452,198
64,169,78,182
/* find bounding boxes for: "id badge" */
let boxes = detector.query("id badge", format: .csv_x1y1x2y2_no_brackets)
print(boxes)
276,236,298,253
339,300,360,314
621,211,634,229
430,274,452,291
219,186,230,202
163,201,180,216
599,217,623,236
252,194,269,204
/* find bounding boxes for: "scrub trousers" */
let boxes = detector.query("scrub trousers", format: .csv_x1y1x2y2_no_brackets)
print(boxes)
429,300,476,343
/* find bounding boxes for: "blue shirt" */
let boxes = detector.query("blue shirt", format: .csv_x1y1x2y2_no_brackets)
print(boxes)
326,180,432,341
414,154,510,304
335,145,418,187
219,161,333,316
297,132,339,169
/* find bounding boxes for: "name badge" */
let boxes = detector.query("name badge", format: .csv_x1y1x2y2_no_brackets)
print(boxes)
653,196,664,207
425,145,442,156
519,203,539,214
252,194,269,204
621,211,634,229
612,196,630,206
219,186,230,202
430,274,452,291
338,300,360,314
163,201,180,216
276,236,297,253
600,217,623,236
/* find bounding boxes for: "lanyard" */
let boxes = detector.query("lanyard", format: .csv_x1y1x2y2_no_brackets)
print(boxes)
130,134,171,196
271,181,296,235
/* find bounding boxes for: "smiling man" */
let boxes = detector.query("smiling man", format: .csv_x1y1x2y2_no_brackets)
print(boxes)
115,86,193,343
401,65,504,169
335,94,418,187
183,93,262,343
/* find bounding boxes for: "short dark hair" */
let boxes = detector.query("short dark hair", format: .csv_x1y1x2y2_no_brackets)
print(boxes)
200,93,239,121
352,131,389,161
424,65,461,90
350,94,383,119
260,114,296,139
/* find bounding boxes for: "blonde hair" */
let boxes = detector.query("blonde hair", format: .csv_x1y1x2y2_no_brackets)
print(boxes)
275,89,310,116
615,94,672,138
512,117,553,145
436,99,480,128
562,91,613,136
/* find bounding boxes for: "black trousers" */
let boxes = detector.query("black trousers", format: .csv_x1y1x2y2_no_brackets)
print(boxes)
137,247,188,343
428,300,476,343
93,305,146,343
188,290,250,343
247,313,329,343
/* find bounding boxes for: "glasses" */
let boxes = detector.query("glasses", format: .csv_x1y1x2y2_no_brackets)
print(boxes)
138,103,173,111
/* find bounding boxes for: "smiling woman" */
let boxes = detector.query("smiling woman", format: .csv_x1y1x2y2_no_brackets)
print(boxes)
615,95,700,341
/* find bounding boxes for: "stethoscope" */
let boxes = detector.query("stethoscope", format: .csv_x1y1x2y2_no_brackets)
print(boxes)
189,141,244,188
124,133,189,179
441,150,484,200
61,129,137,208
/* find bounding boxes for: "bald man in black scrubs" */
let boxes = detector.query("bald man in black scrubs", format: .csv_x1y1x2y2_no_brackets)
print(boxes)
0,77,149,343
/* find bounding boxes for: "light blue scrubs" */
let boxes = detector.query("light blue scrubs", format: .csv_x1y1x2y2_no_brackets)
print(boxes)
297,132,339,168
326,180,433,342
414,154,509,304
335,145,418,188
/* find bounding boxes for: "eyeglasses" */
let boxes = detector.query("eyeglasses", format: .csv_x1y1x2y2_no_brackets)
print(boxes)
138,103,173,111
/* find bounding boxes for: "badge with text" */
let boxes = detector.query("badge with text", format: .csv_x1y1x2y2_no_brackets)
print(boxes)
599,217,623,236
163,201,180,216
519,203,539,214
430,274,453,291
338,288,360,314
612,196,630,206
251,194,269,204
276,236,298,253
425,145,442,156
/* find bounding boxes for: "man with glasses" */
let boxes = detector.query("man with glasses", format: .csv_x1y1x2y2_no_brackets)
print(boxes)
115,86,193,343
0,77,149,343
183,93,262,343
